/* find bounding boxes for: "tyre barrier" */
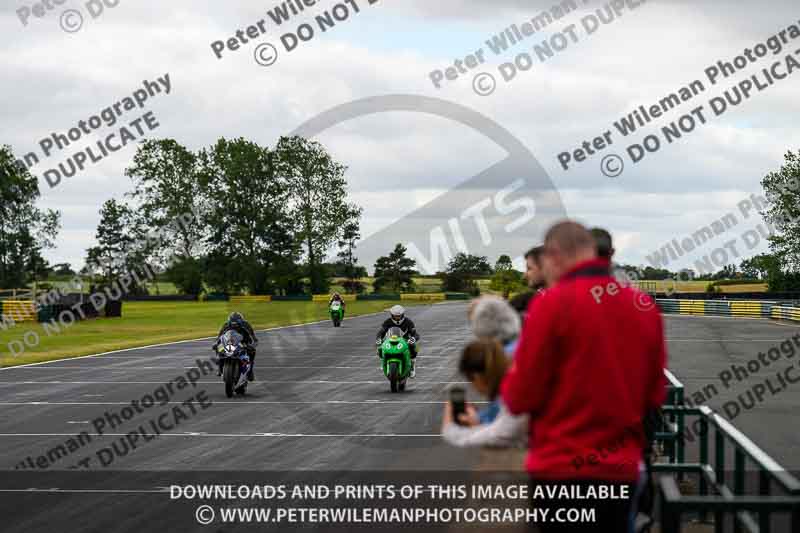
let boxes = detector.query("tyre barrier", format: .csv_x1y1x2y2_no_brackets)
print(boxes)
0,300,37,322
657,299,782,319
229,295,272,304
312,294,357,302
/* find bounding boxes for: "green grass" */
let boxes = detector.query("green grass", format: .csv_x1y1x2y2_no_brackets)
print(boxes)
0,300,430,368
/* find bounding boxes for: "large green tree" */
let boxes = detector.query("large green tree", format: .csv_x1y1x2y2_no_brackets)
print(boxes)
373,244,416,293
274,136,360,294
762,150,800,271
126,139,208,295
84,199,152,294
336,218,366,294
0,146,60,289
199,138,296,295
442,253,492,294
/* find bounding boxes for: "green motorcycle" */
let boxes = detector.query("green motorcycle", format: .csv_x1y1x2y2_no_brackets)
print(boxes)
329,300,344,327
378,326,413,392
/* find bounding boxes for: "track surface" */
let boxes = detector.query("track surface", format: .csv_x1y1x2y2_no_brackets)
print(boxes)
1,304,799,531
0,303,479,472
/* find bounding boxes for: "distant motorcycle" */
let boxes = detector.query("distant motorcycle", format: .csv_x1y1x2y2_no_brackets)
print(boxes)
330,300,344,327
378,326,413,393
215,330,251,398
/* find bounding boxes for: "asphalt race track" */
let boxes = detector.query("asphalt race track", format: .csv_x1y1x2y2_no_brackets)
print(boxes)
1,303,799,531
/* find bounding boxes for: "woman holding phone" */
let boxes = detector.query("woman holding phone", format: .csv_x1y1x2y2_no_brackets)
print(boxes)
441,338,528,449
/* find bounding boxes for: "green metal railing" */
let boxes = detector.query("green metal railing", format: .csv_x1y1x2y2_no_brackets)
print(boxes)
655,405,800,533
658,369,686,468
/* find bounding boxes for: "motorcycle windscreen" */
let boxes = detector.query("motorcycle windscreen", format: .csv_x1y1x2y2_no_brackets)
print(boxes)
220,330,244,345
385,326,404,340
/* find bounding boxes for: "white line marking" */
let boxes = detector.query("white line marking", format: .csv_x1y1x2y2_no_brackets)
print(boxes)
0,433,440,438
9,366,453,370
666,314,800,324
0,401,480,406
0,309,391,371
66,421,89,424
666,339,793,342
0,381,468,385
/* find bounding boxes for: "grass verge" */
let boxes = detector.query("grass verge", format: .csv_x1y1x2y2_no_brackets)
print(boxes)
0,300,431,368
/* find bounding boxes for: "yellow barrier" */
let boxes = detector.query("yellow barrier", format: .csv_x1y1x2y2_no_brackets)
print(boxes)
730,301,764,317
633,281,658,294
678,300,705,315
401,293,446,301
1,300,37,322
312,294,357,303
229,296,272,304
772,306,800,321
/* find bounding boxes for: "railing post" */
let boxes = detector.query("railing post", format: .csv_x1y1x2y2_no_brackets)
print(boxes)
661,498,680,533
734,449,745,533
715,427,725,533
759,470,771,533
676,385,685,480
699,416,709,523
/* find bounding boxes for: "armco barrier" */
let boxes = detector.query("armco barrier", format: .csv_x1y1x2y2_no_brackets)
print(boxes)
657,299,777,319
401,293,446,301
771,306,800,321
312,294,357,303
445,293,471,300
356,294,401,301
271,295,312,301
229,295,272,304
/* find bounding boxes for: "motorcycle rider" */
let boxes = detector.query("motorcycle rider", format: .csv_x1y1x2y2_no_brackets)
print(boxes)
213,312,258,381
376,305,420,378
329,292,346,317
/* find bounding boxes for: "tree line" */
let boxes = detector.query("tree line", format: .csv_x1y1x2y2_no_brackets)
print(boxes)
2,145,799,295
83,136,364,296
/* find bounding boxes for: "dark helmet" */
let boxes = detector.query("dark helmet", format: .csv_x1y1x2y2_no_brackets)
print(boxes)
228,312,244,323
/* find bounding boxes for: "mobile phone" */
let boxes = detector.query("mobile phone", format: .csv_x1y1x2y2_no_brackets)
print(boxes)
450,387,466,425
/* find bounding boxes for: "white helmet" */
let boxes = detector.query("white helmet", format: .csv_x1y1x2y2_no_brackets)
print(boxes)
390,305,405,325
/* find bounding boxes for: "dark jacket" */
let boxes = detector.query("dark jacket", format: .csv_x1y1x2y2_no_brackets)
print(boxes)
501,258,667,482
376,317,420,342
216,319,258,347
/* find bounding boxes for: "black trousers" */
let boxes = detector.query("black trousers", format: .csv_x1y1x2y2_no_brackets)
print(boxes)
528,479,634,533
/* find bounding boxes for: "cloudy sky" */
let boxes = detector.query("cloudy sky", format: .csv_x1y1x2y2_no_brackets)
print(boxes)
2,0,799,274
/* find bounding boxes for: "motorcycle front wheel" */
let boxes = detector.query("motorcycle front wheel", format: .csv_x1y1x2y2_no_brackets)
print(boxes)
223,359,239,398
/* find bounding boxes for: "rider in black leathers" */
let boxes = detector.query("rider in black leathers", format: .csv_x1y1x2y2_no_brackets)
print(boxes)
214,312,258,381
375,305,420,377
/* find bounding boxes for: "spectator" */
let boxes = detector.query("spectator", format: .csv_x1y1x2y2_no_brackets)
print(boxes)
441,338,528,449
524,245,546,290
590,227,614,259
501,220,667,532
509,246,546,318
469,295,521,356
468,295,522,423
590,226,631,283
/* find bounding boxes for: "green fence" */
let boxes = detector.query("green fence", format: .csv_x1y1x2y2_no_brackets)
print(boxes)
655,405,800,533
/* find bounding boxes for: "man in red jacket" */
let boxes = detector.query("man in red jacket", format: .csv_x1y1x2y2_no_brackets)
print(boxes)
501,221,667,532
